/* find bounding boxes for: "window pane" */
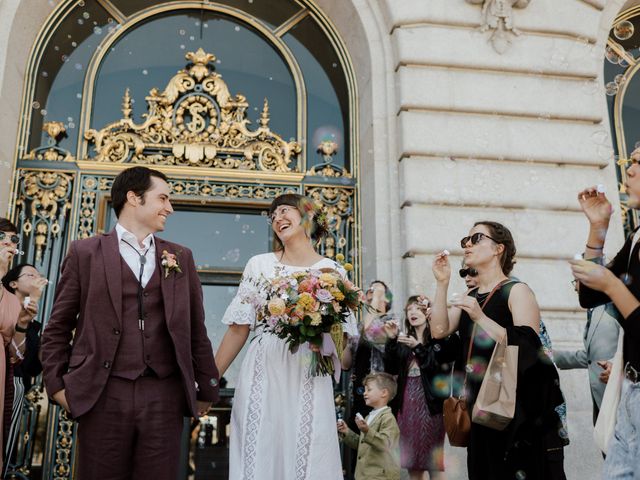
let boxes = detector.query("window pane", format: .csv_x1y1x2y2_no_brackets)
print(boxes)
106,206,273,270
115,0,302,29
90,10,297,151
30,2,114,155
283,17,350,170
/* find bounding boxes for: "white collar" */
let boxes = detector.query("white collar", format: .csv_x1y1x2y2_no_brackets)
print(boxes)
115,223,154,250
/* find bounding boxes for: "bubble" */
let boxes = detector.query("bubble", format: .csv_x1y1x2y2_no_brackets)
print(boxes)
54,45,60,51
93,26,102,35
41,71,48,77
195,21,200,26
605,45,621,64
142,69,148,75
40,109,48,116
71,41,77,47
225,248,240,263
76,93,82,99
180,44,185,50
620,58,630,68
234,26,240,32
82,11,90,19
467,357,488,381
591,129,609,146
614,21,635,41
473,330,495,349
605,81,619,96
241,224,250,234
61,54,68,62
615,74,625,85
234,214,241,222
332,62,337,68
356,386,364,395
189,35,195,41
77,19,84,25
31,101,41,109
78,0,85,5
108,17,114,23
203,23,208,28
515,470,527,480
179,29,186,35
74,63,82,70
68,122,75,129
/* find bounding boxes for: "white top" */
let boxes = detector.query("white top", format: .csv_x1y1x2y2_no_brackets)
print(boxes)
115,223,156,287
367,406,390,425
222,252,358,336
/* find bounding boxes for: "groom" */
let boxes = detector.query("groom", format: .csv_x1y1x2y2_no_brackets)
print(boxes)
41,166,219,479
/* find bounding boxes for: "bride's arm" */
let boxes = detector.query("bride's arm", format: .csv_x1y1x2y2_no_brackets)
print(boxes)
215,324,250,377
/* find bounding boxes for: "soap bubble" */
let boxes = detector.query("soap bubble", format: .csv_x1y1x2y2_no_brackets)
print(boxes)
614,21,635,41
31,101,40,109
605,45,621,64
93,26,102,35
605,82,619,96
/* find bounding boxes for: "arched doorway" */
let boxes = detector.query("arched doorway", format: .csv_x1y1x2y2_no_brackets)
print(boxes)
7,1,360,478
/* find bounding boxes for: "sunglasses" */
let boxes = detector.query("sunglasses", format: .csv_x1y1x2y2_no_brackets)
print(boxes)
460,232,498,249
459,268,478,278
0,232,20,245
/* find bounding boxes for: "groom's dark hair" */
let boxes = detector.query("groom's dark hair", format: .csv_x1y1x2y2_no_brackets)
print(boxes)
111,167,168,218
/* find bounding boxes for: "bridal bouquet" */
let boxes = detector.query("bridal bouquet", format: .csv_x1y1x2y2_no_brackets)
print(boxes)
245,267,364,377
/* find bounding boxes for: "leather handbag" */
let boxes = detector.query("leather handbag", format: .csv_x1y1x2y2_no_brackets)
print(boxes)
443,280,508,447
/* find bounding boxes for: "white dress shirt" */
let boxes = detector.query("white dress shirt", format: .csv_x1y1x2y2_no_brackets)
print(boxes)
115,223,156,287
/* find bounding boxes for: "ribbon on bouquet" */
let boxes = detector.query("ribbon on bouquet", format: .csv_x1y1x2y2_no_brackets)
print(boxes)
321,332,342,382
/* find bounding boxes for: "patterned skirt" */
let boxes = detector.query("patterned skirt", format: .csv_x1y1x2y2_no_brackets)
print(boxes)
397,375,445,471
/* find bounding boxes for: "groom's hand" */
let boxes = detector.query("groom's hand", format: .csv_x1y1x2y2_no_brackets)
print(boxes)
197,400,211,417
53,389,71,414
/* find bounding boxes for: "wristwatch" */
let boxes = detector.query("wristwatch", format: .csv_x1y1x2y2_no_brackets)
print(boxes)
15,324,28,333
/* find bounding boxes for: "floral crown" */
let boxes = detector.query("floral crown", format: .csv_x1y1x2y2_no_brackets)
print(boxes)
298,197,329,235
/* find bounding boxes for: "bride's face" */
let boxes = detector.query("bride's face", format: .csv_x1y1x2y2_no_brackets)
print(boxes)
270,204,305,244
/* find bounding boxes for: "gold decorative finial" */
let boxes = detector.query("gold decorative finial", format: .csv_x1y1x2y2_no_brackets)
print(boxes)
260,99,270,128
122,88,132,119
186,48,216,81
43,121,65,142
317,140,338,160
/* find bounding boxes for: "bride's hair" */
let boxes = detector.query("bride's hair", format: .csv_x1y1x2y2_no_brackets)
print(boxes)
268,193,328,250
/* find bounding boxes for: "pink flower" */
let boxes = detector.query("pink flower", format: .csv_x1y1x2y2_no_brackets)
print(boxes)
316,289,334,303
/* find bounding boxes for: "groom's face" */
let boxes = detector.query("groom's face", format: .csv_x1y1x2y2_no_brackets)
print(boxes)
133,176,173,233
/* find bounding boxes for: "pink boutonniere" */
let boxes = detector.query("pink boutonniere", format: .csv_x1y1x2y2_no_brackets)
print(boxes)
161,250,182,278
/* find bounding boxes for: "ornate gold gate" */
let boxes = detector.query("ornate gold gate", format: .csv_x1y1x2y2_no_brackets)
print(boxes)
8,42,359,478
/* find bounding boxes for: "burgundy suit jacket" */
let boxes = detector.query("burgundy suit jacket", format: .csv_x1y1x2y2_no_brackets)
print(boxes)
41,230,219,418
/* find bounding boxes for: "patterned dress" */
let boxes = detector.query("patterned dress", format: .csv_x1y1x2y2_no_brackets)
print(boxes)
222,253,357,480
396,355,445,471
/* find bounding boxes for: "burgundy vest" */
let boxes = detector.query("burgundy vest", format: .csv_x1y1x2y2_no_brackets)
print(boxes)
110,256,177,379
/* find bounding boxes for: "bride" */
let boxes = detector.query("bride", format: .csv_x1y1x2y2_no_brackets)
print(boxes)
215,193,357,480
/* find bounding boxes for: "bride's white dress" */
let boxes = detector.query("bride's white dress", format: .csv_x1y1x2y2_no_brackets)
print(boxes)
222,252,357,480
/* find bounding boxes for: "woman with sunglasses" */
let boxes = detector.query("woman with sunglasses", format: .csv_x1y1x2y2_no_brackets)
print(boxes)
383,296,460,480
1,263,46,474
0,218,38,474
430,221,566,480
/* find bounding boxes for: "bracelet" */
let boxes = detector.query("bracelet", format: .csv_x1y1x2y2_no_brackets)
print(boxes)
586,244,604,250
15,324,28,333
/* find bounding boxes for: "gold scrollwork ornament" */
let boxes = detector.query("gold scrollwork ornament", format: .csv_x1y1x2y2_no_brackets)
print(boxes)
85,49,301,172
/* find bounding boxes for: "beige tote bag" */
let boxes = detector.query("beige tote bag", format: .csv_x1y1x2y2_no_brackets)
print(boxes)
472,334,518,431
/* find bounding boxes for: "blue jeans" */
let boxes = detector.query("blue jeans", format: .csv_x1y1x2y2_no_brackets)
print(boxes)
603,380,640,479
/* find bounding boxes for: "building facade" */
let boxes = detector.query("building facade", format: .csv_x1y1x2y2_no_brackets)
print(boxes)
0,0,635,478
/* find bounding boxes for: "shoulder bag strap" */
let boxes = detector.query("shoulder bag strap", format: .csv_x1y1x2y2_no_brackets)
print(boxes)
458,279,510,399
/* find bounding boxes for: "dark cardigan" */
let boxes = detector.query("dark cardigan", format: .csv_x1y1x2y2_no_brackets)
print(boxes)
384,333,461,415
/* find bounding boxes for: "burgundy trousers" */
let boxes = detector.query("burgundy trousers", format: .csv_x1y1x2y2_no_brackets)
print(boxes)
75,374,187,480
